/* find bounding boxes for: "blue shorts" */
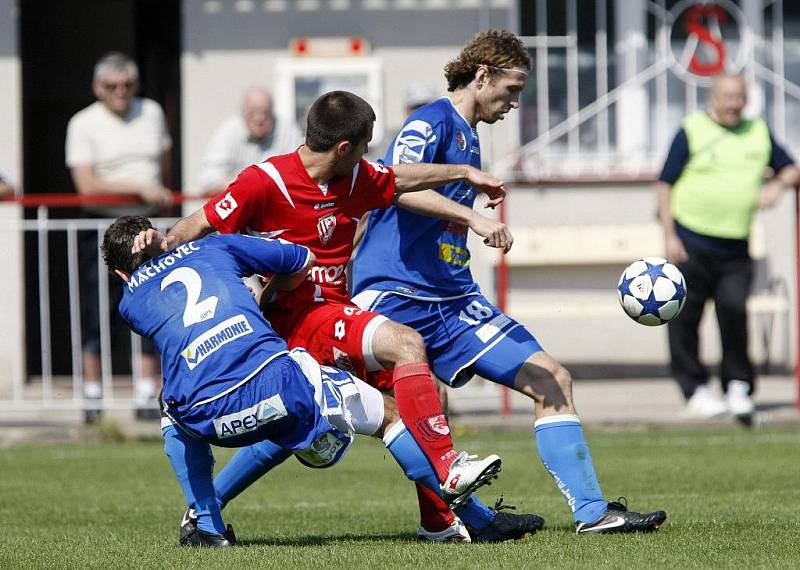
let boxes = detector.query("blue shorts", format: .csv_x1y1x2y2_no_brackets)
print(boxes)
168,352,341,451
356,292,542,388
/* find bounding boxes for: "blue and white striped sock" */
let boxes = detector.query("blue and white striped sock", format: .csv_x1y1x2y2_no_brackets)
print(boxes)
534,414,607,524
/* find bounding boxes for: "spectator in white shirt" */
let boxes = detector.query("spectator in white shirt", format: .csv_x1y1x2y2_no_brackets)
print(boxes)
197,87,304,194
65,52,171,422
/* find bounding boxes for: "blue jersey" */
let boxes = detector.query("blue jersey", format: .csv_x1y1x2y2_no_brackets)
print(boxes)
352,98,482,299
118,234,310,415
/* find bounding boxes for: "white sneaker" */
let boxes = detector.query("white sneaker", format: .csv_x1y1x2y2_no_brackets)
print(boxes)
440,452,502,508
418,517,471,542
726,380,755,418
685,385,727,418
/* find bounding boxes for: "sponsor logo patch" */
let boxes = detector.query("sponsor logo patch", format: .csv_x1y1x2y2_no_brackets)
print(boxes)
213,394,287,439
183,315,253,370
334,319,346,340
309,264,345,285
317,213,337,244
214,192,238,220
314,201,336,210
439,243,470,267
456,130,467,151
393,120,436,164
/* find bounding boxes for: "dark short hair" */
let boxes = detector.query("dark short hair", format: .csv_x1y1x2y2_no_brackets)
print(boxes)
102,215,154,274
305,91,376,152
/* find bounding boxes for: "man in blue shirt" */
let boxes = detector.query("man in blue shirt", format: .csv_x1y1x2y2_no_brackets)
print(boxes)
102,215,502,546
352,30,666,534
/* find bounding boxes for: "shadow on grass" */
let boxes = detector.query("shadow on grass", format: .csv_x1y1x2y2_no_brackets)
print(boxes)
241,531,421,546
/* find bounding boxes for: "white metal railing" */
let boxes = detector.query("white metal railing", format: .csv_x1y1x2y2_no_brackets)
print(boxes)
499,0,800,181
0,210,177,411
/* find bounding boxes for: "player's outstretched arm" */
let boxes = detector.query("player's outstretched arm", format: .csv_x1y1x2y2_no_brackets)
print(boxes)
131,208,213,255
166,208,215,249
392,163,506,207
396,190,513,253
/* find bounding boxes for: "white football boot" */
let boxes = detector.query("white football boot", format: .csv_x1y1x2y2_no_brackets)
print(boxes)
726,380,755,424
418,517,471,542
684,384,727,418
440,452,502,508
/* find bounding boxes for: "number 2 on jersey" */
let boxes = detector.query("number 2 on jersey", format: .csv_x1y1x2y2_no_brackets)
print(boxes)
161,267,219,327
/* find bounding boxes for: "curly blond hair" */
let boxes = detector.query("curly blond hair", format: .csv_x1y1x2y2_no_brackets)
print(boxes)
444,30,531,92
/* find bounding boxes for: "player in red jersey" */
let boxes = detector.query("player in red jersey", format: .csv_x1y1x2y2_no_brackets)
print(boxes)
135,91,517,540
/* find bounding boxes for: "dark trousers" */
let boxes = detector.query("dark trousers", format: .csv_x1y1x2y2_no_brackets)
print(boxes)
668,244,754,400
78,213,156,357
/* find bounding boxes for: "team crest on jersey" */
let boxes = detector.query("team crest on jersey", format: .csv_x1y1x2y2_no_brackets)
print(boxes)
317,213,337,244
215,192,238,220
456,130,467,151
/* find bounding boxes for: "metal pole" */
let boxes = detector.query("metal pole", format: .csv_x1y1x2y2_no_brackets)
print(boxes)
536,0,550,138
772,0,786,140
795,187,800,409
566,0,579,155
36,206,52,402
655,0,669,151
67,225,83,401
97,224,113,402
497,198,511,416
596,0,609,155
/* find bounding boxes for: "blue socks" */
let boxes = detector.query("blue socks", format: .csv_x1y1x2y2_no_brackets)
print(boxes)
534,414,607,523
162,423,226,535
214,440,292,509
455,495,497,529
382,421,497,529
383,420,440,492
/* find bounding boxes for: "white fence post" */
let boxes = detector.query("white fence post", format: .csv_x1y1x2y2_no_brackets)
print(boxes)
0,201,26,399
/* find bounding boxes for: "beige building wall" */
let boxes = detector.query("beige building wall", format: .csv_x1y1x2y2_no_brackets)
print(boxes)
0,0,21,188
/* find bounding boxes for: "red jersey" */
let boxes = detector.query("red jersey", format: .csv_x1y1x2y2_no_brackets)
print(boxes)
203,150,396,310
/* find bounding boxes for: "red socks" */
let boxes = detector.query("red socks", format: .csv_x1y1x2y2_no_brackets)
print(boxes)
416,483,455,532
392,363,457,482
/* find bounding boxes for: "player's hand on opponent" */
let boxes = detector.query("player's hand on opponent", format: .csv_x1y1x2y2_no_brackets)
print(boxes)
469,212,513,253
464,166,506,208
131,228,178,256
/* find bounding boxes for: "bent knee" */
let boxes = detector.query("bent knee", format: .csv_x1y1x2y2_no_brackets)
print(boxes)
378,321,427,365
396,325,425,356
373,394,401,439
552,364,573,392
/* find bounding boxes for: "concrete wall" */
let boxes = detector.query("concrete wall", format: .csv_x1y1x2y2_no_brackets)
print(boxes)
0,1,24,395
180,0,518,196
501,182,797,370
0,0,21,190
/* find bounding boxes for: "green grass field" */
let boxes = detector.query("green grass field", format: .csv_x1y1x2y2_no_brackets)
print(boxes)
0,427,797,569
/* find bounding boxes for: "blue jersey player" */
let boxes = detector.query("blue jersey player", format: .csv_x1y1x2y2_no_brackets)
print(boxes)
102,215,502,547
352,30,667,534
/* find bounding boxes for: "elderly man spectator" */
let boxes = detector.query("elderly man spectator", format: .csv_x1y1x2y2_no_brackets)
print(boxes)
657,74,800,425
197,87,303,194
65,51,173,421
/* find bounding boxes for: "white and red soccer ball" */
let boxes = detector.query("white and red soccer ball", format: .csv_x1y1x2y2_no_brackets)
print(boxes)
617,257,687,326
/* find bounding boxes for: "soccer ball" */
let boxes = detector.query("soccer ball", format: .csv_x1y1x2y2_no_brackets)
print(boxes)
617,257,687,326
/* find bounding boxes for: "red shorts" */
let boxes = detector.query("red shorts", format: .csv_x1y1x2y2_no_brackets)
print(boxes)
269,301,389,382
